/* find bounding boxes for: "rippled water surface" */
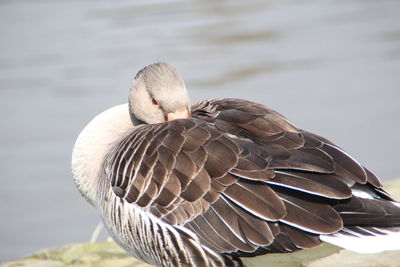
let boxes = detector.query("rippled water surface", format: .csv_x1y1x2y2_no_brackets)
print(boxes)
1,0,400,262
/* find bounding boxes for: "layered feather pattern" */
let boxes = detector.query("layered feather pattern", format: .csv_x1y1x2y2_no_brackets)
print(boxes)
96,98,400,266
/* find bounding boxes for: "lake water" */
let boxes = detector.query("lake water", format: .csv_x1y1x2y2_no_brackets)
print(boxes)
1,0,400,262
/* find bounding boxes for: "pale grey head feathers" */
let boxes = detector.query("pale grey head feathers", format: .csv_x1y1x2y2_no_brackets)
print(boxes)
129,62,190,125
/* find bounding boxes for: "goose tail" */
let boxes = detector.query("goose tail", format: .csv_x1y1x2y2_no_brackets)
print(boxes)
321,225,400,253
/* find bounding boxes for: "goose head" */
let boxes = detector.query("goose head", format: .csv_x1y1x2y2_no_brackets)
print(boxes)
129,62,191,125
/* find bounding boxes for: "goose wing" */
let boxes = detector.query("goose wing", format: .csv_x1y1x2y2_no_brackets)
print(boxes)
106,98,397,255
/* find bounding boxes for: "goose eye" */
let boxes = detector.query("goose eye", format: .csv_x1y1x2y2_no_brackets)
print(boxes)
151,97,159,106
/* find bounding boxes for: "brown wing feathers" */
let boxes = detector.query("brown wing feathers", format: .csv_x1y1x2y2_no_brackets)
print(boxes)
268,171,352,199
108,98,398,257
110,119,241,209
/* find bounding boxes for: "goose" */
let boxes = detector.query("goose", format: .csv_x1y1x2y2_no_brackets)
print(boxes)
72,62,400,267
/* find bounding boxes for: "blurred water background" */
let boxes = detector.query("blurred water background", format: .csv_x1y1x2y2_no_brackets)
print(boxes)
1,0,400,262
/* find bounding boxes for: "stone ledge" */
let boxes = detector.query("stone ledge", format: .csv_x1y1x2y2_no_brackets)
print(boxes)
2,179,399,267
0,241,151,267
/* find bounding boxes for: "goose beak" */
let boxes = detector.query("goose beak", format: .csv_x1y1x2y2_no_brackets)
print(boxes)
167,109,190,121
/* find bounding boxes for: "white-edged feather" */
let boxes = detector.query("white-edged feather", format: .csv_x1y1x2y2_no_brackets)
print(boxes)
351,188,375,199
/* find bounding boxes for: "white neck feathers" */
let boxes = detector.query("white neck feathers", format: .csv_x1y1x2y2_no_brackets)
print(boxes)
71,104,134,204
